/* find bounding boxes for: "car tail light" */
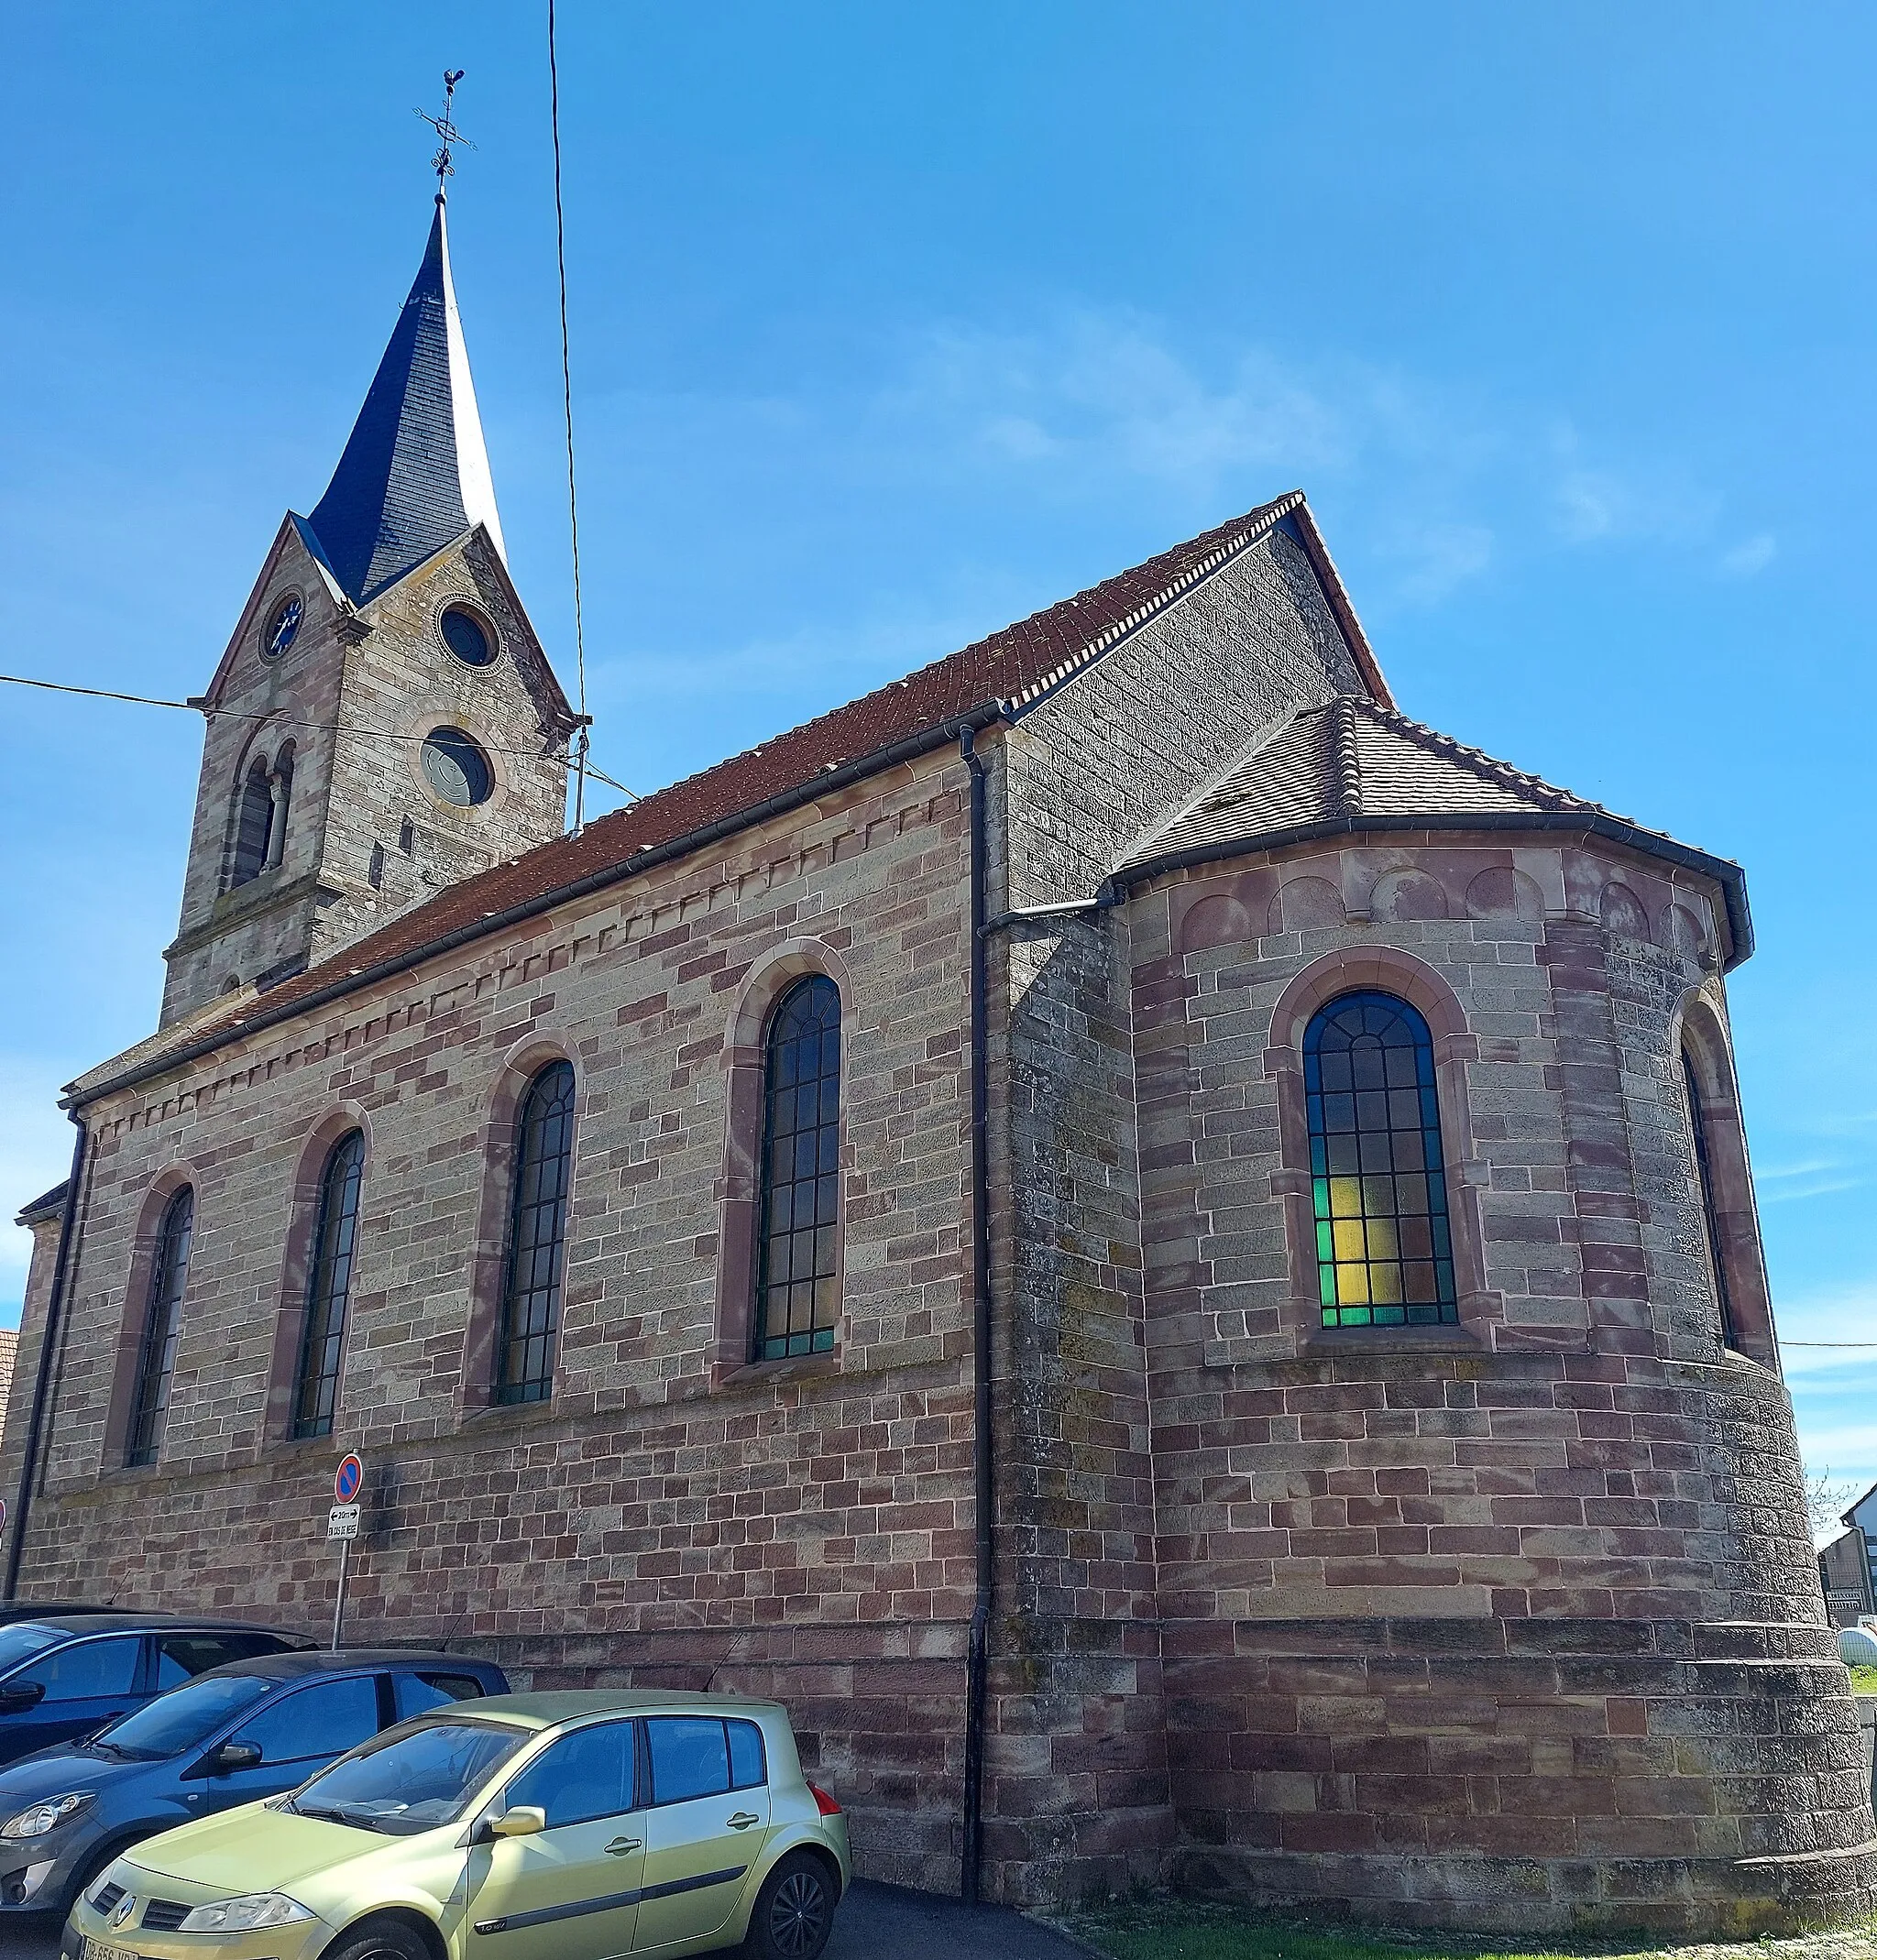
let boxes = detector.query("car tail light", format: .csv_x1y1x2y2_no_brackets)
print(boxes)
809,1782,842,1816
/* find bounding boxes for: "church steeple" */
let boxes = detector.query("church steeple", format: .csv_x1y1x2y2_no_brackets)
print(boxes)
304,194,508,606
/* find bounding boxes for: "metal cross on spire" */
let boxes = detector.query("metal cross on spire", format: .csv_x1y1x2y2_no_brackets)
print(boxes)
414,69,475,197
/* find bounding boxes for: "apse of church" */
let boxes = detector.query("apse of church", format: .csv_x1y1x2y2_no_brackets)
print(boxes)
8,185,1872,1935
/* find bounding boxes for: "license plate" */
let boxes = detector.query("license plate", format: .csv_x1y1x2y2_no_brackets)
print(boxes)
82,1940,140,1960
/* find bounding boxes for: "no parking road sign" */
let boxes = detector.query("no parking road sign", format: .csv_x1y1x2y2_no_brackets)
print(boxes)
335,1453,364,1506
329,1453,365,1651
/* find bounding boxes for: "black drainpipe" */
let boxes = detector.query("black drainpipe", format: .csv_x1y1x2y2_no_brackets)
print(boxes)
959,727,993,1906
6,1113,89,1601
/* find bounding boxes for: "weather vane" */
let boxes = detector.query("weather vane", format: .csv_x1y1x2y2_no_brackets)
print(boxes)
414,69,475,196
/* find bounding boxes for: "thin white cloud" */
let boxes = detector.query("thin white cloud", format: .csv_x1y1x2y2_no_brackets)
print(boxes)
1719,532,1777,577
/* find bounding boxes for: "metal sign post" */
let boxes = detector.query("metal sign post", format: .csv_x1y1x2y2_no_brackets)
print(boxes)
329,1454,364,1651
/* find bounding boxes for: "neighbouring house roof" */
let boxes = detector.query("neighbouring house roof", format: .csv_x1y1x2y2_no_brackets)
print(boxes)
74,493,1372,1103
304,196,507,605
1114,694,1751,961
13,1183,68,1230
0,1330,16,1431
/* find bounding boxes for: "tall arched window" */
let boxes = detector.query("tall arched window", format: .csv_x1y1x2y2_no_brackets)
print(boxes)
1304,991,1456,1327
1682,1050,1739,1350
495,1061,576,1404
230,759,274,886
127,1188,194,1465
292,1131,365,1438
754,976,842,1361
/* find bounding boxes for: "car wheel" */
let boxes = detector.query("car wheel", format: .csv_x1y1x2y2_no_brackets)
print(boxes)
324,1916,434,1960
743,1852,837,1960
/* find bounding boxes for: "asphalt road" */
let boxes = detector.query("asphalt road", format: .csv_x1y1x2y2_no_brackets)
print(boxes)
0,1879,1091,1959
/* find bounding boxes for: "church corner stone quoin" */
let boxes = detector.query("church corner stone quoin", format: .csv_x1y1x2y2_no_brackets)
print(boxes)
9,196,1872,1937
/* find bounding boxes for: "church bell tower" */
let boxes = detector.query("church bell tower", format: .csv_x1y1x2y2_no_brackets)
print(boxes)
159,189,576,1029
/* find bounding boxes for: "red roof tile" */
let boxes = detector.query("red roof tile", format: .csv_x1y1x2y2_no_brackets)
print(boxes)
81,492,1364,1099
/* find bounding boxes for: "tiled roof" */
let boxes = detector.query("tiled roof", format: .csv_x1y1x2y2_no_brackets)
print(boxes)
13,1183,68,1229
76,494,1356,1101
1115,695,1751,958
0,1330,16,1436
305,197,507,604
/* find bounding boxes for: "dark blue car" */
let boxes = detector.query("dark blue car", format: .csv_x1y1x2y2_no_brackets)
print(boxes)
0,1615,310,1768
0,1647,506,1914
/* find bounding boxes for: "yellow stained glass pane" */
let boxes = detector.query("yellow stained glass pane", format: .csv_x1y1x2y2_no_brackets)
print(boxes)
1365,1217,1400,1263
1328,1177,1363,1218
1332,1219,1367,1262
1335,1264,1370,1304
1370,1264,1403,1303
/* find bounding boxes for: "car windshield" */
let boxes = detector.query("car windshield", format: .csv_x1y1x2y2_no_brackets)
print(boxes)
90,1673,275,1760
0,1625,63,1679
287,1719,526,1836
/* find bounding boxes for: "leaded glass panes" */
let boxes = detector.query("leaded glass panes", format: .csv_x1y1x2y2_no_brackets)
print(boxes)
127,1188,194,1465
755,976,841,1361
292,1131,365,1439
1304,991,1457,1328
496,1061,576,1404
1682,1051,1738,1349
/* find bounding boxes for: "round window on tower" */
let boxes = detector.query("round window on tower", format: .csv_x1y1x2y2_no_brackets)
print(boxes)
439,603,497,667
422,727,494,807
261,593,303,661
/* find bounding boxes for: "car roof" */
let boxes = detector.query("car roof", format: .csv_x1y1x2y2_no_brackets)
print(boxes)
453,1689,785,1731
5,1614,310,1637
202,1648,499,1681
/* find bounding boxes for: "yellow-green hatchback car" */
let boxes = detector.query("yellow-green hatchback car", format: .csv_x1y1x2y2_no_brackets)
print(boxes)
60,1690,851,1960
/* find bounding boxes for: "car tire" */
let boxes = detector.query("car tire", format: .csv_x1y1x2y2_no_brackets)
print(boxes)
323,1916,435,1960
742,1851,837,1960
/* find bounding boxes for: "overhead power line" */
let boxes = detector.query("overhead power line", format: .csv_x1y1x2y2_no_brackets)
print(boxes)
0,668,641,799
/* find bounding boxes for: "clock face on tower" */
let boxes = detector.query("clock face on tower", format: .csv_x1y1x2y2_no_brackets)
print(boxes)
263,594,303,660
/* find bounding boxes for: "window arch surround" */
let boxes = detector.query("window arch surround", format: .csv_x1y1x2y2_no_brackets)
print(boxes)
1266,948,1497,1344
712,941,853,1386
1674,991,1775,1367
111,1173,200,1469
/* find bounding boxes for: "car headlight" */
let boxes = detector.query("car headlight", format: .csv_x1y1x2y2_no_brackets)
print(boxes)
178,1891,315,1933
0,1791,93,1839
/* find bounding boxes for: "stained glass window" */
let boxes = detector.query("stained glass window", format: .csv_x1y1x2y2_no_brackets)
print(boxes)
754,976,841,1361
1305,991,1457,1327
1682,1051,1738,1349
292,1131,365,1439
127,1188,194,1465
496,1061,576,1404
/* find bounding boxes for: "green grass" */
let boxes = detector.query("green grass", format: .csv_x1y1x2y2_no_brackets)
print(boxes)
1053,1899,1877,1960
1848,1665,1877,1694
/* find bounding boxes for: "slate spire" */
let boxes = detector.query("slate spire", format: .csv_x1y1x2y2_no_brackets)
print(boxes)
304,194,508,605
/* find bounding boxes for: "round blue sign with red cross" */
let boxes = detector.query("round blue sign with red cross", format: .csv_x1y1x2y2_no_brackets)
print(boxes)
335,1454,364,1506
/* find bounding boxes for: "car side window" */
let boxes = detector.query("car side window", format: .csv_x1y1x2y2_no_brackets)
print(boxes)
21,1637,141,1703
156,1634,277,1689
503,1721,636,1830
727,1719,766,1790
646,1716,732,1805
394,1672,488,1720
233,1675,379,1766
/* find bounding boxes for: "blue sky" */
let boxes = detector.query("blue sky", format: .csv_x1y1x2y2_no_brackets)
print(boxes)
3,5,1873,1495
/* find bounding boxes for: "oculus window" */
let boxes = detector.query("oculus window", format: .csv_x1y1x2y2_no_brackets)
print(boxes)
439,604,497,667
422,727,493,807
1304,991,1457,1327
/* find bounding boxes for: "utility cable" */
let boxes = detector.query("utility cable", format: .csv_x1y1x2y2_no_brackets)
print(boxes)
547,0,592,838
0,668,641,798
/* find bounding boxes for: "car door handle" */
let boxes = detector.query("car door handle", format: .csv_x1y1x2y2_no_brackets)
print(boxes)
606,1836,642,1856
727,1812,760,1830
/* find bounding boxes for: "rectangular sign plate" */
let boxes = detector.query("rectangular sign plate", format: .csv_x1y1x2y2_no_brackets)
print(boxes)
327,1503,361,1540
82,1941,140,1960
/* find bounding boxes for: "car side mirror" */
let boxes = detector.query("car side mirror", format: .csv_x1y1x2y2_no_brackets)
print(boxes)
206,1740,262,1774
485,1806,546,1841
0,1681,46,1714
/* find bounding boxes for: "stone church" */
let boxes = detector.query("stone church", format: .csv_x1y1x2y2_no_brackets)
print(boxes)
10,189,1871,1933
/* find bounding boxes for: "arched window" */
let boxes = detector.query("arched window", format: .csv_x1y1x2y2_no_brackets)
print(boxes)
495,1061,576,1404
754,976,842,1361
127,1188,194,1465
230,759,274,886
1682,1050,1739,1349
1304,991,1456,1328
292,1131,365,1439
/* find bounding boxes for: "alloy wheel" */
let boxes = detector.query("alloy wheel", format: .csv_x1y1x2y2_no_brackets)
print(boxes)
768,1868,829,1957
